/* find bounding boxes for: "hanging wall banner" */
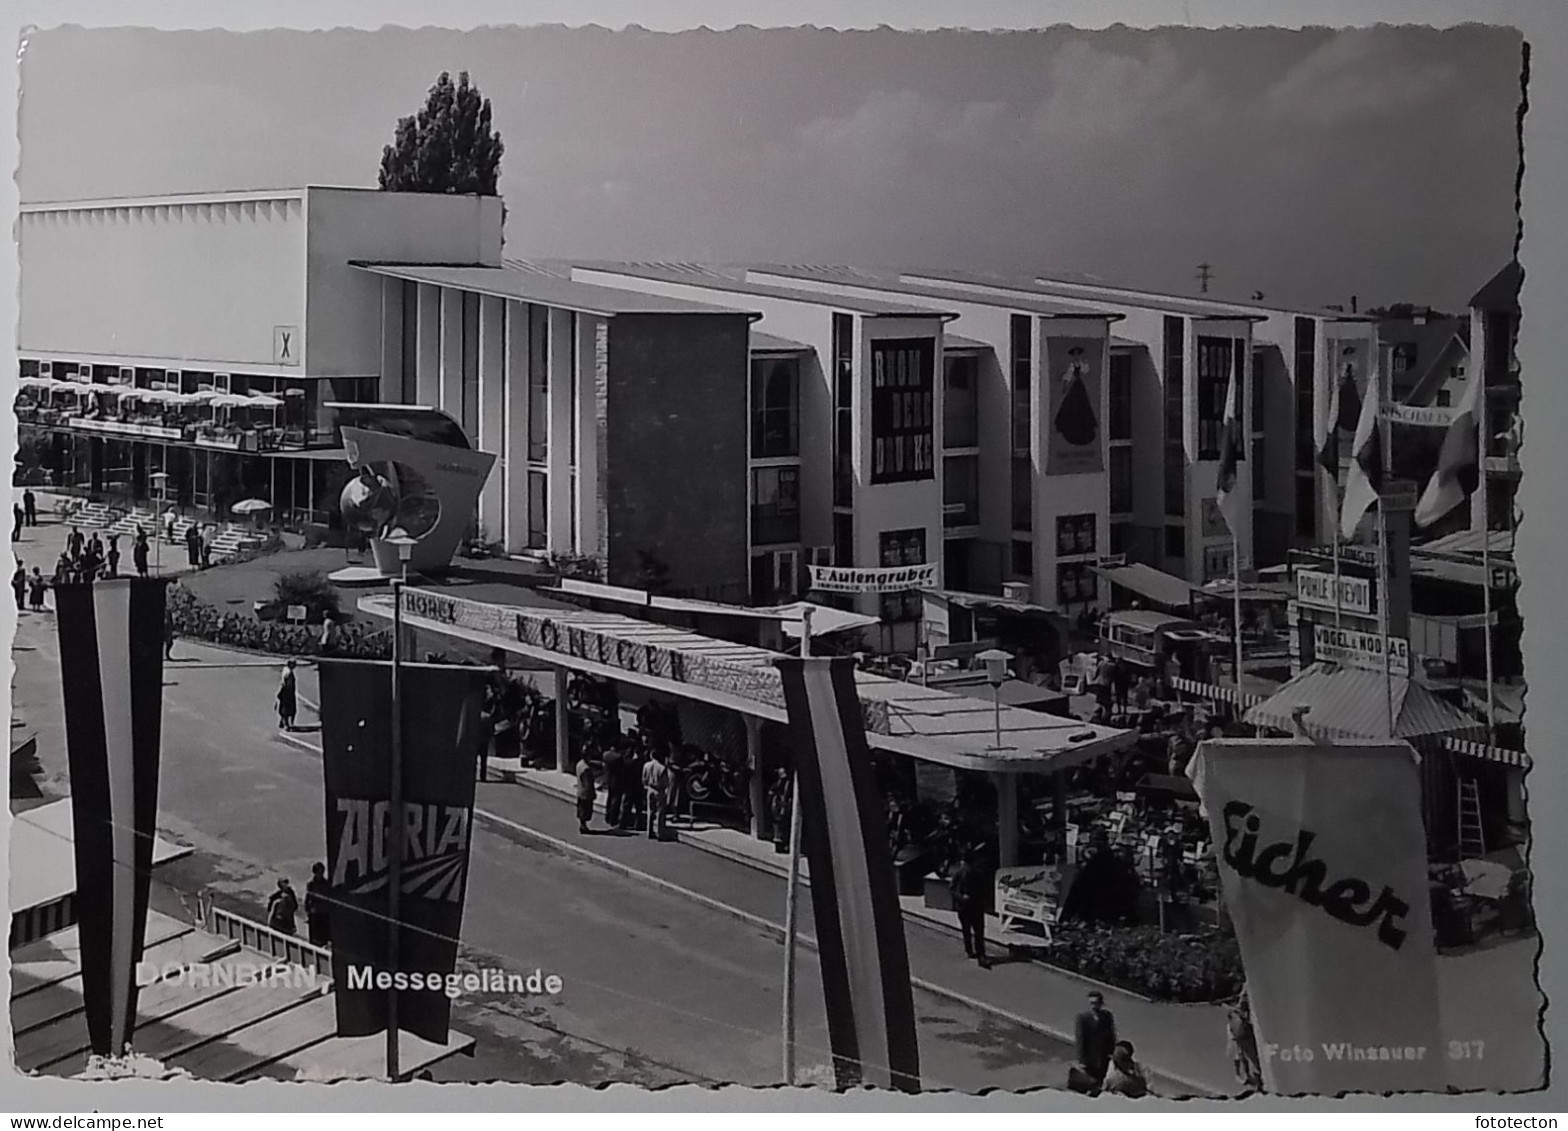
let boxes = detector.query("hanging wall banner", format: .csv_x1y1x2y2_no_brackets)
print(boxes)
1045,336,1103,476
807,563,937,594
319,659,491,1045
1187,740,1444,1095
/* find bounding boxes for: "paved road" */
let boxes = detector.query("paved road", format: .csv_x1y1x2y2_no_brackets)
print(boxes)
12,610,1085,1092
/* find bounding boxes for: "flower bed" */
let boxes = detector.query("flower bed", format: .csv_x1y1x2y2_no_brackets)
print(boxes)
1040,922,1243,1003
166,583,392,659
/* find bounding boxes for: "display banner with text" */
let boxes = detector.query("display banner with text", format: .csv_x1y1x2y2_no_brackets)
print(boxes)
807,563,937,594
1187,740,1444,1095
1312,626,1410,678
319,660,491,1044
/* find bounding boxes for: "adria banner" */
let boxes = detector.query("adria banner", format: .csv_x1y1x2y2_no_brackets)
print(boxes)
807,563,937,594
318,659,491,1044
1187,740,1444,1095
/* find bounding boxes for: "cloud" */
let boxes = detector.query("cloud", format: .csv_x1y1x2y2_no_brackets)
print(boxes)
1030,40,1211,141
1262,32,1459,128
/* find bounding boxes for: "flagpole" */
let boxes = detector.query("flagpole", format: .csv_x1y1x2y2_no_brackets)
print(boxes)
1232,531,1244,703
1479,389,1497,743
1375,364,1394,739
387,575,404,1083
782,606,812,1085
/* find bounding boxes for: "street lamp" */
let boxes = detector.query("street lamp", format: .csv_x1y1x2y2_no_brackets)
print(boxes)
149,471,169,576
976,648,1013,751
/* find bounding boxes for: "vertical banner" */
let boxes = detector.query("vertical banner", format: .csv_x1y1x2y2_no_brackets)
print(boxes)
318,659,490,1044
1045,336,1104,475
775,657,921,1093
1187,739,1444,1094
54,578,168,1057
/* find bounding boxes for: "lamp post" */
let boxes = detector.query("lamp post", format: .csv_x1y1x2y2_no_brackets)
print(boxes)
976,648,1019,869
382,533,415,1083
149,471,169,576
976,648,1013,750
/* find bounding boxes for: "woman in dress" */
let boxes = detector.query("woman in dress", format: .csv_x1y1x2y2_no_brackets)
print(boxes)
276,659,299,731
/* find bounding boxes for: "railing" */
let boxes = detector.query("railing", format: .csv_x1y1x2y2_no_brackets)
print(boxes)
203,901,332,975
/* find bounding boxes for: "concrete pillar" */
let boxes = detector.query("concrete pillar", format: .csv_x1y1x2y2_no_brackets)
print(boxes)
993,771,1019,868
546,309,575,553
575,315,603,559
476,294,506,544
745,716,765,840
503,302,530,552
415,283,441,408
439,288,464,426
379,276,403,404
554,666,571,773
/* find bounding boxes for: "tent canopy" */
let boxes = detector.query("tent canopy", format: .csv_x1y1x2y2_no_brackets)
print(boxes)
1094,563,1195,611
1243,662,1487,742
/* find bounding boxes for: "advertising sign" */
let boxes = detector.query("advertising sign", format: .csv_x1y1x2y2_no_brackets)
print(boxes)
807,563,937,594
318,660,491,1044
1312,626,1410,678
994,865,1065,947
1296,568,1373,615
1187,740,1444,1094
1385,403,1455,428
1045,336,1104,476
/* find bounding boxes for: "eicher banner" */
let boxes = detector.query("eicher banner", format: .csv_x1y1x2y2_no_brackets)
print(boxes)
54,579,169,1057
318,659,491,1044
1187,740,1444,1095
1046,336,1104,476
808,563,937,594
776,657,921,1093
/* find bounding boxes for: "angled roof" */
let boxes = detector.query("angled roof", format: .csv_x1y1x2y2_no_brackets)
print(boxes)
1470,261,1522,311
750,329,814,354
1244,662,1486,741
569,261,958,319
904,268,1272,322
1094,563,1197,610
942,333,993,353
350,261,760,319
746,265,1119,320
1382,318,1470,404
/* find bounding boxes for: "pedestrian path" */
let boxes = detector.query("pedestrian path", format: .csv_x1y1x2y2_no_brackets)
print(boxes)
472,761,1238,1097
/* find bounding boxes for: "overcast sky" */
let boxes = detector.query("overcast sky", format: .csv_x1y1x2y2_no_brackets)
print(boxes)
17,22,1523,311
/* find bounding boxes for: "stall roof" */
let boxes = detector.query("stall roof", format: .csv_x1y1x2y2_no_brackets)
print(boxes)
1418,529,1514,559
1195,579,1294,602
543,583,879,637
1094,563,1196,610
11,912,474,1081
361,588,1134,774
12,799,190,916
1243,663,1487,742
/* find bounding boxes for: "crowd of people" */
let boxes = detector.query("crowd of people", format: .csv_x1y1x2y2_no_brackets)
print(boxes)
569,722,739,841
265,864,332,948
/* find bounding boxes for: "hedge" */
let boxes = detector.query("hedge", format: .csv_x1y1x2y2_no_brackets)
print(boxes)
166,583,392,659
1040,922,1243,1003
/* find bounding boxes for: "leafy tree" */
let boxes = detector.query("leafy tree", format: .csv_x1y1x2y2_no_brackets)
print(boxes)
378,71,504,195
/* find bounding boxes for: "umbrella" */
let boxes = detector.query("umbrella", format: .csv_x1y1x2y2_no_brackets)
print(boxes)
230,499,273,515
246,394,284,408
210,393,253,408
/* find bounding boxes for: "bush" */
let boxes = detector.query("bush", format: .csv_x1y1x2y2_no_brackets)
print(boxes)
1042,922,1242,1003
167,583,391,659
272,570,341,623
542,552,602,582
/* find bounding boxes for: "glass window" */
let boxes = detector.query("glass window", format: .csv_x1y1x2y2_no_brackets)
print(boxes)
1110,522,1129,555
1196,336,1236,460
1011,314,1032,455
461,291,480,440
1110,447,1133,515
833,512,854,569
879,528,927,622
527,470,548,550
943,354,979,448
943,455,979,528
751,358,801,458
1436,389,1452,408
1164,524,1186,562
1252,437,1266,499
1056,562,1096,607
1108,351,1133,441
1295,475,1317,539
1012,539,1034,579
1012,455,1033,531
401,280,419,404
1164,444,1186,518
527,305,549,464
1056,513,1097,557
1294,318,1316,471
869,339,936,485
751,466,801,546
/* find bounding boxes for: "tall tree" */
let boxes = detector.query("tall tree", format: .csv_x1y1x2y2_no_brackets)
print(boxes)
378,71,504,195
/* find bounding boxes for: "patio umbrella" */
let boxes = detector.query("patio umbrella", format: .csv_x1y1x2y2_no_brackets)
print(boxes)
246,394,284,408
231,498,273,515
210,393,253,408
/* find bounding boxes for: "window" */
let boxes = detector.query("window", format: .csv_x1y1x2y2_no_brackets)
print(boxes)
1110,522,1130,555
1196,337,1240,460
1251,356,1265,432
879,528,927,622
943,455,979,528
400,281,418,404
1108,352,1133,441
461,290,480,439
1056,513,1097,558
1203,544,1233,583
751,466,801,546
1294,318,1316,472
1164,445,1186,518
1295,475,1316,540
870,338,936,484
1110,447,1133,515
1012,456,1033,530
1164,316,1187,518
833,512,854,571
1436,389,1452,408
1164,524,1186,562
527,470,548,550
1011,539,1034,578
527,305,549,463
1011,314,1032,454
832,313,854,505
1252,437,1266,499
1392,345,1413,373
943,354,979,448
752,549,800,605
751,358,801,458
1057,562,1097,607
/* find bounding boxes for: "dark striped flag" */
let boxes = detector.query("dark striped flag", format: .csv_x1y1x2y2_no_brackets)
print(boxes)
775,657,920,1093
1316,356,1364,477
1215,363,1246,540
1339,361,1384,540
53,578,169,1057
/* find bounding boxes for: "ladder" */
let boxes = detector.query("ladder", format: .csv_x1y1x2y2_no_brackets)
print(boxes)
1458,778,1487,859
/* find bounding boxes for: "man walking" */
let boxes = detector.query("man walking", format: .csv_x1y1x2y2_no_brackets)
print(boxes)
304,862,332,948
12,565,27,611
949,850,992,968
185,522,201,569
67,525,84,560
23,488,36,528
276,660,299,731
574,753,598,835
133,529,150,578
642,744,672,841
601,737,627,831
1075,991,1119,1090
267,877,300,936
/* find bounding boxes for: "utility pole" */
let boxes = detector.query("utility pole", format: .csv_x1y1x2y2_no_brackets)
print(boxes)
1196,263,1213,294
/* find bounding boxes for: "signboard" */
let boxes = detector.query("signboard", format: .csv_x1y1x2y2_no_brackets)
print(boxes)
273,325,300,366
1385,403,1454,427
1187,740,1444,1094
1295,568,1373,615
994,865,1065,947
807,563,937,594
1045,336,1103,476
1380,490,1417,512
286,604,308,624
1312,625,1410,678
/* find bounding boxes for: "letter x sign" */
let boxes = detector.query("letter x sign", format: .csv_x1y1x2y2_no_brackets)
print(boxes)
273,325,300,366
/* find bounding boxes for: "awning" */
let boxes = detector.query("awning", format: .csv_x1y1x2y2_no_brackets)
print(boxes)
928,588,1066,620
942,333,992,353
1094,563,1196,610
1443,736,1531,770
1243,663,1488,742
750,329,813,354
1170,676,1266,708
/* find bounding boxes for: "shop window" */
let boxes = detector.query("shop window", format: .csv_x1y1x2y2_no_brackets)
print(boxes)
751,357,801,459
943,354,979,448
879,528,927,622
1056,513,1097,558
870,338,936,485
751,466,801,546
